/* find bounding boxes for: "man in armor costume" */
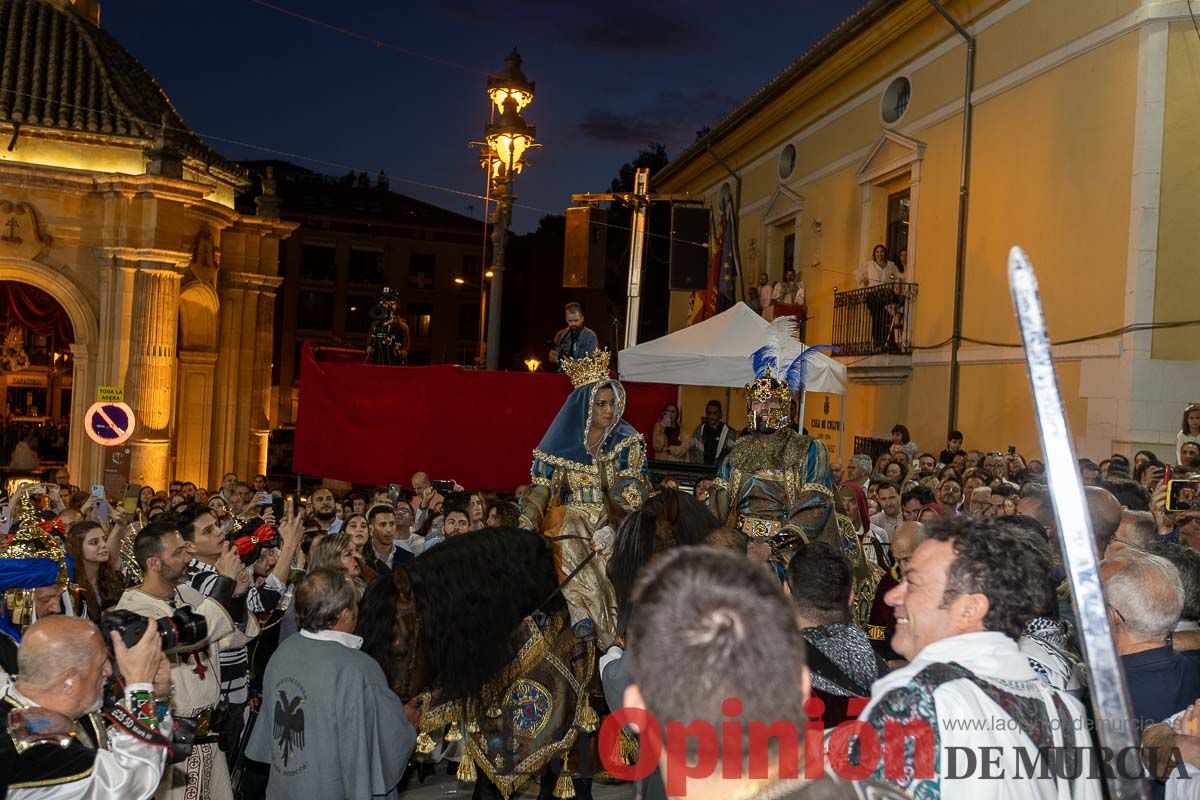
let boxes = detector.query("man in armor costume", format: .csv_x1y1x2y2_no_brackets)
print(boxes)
704,319,879,626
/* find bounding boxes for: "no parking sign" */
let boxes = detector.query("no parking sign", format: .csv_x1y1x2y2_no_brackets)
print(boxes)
85,401,136,446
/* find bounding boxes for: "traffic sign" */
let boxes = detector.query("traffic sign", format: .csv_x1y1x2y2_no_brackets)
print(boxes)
85,401,136,446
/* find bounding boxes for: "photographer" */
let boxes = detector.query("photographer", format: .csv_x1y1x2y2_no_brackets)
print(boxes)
116,521,255,800
1,616,172,799
366,287,410,366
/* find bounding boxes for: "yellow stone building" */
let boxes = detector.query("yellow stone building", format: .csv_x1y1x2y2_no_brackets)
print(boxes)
655,0,1198,463
0,0,295,488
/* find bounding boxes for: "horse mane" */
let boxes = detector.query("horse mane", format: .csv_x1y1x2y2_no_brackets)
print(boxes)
408,527,561,701
357,573,403,690
609,488,720,637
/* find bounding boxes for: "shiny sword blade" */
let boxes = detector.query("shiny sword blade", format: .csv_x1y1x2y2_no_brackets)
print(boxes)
1008,246,1146,798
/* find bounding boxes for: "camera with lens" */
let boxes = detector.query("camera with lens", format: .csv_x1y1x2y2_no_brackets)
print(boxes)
99,607,208,655
369,286,398,321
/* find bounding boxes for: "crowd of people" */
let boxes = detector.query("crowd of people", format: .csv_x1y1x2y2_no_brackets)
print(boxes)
3,341,1200,800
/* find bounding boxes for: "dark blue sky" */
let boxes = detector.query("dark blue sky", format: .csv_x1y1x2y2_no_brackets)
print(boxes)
105,0,864,231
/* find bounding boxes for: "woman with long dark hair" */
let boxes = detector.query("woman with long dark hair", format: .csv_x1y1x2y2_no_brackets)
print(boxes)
66,520,125,619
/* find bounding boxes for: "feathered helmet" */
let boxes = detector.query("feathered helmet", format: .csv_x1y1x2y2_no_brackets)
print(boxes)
746,316,835,431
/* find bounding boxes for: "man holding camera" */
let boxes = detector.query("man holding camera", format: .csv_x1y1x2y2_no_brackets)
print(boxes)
116,521,257,800
2,615,172,799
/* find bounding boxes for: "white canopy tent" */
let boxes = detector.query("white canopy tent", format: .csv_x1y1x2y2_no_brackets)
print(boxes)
618,302,848,452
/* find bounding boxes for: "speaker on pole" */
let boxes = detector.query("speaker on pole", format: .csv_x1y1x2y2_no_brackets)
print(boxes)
563,206,607,289
669,204,710,292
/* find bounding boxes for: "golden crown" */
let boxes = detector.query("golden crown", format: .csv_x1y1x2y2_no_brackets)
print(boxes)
745,369,792,406
561,349,611,389
0,494,70,589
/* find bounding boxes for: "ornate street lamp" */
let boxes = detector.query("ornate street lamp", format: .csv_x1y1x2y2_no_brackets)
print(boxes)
478,49,538,370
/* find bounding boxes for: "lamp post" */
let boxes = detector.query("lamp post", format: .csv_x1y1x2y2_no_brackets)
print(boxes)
479,49,537,371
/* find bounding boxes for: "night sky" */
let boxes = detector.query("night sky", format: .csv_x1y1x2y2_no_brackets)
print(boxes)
104,0,865,232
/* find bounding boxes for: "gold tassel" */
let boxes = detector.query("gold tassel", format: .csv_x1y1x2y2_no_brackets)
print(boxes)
577,701,599,734
486,705,503,718
445,724,463,742
554,774,576,799
457,757,478,783
466,718,480,734
416,731,436,755
620,729,639,766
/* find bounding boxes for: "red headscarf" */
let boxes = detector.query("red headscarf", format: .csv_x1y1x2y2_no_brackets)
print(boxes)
841,482,872,532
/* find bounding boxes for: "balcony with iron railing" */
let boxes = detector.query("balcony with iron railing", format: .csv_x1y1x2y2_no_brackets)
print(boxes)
832,282,918,384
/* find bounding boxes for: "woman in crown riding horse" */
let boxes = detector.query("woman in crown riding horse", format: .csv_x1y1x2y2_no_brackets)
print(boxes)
520,349,649,650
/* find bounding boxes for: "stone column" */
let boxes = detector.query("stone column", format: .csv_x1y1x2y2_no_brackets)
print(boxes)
209,283,246,488
246,286,278,475
125,267,181,490
67,341,97,485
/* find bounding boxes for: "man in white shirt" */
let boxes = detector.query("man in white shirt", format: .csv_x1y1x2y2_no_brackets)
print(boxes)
856,517,1101,799
870,480,903,542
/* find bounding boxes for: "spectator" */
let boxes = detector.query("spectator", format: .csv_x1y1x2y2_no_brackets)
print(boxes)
915,452,937,478
393,499,425,557
309,488,339,533
890,423,917,460
1079,458,1101,484
1103,548,1200,730
785,541,888,728
1100,477,1152,511
651,403,687,462
341,512,370,556
622,547,906,796
846,453,873,486
988,483,1018,516
859,517,1098,797
870,480,903,540
485,501,521,528
968,486,992,517
364,503,412,576
939,430,964,466
247,569,418,799
548,301,598,368
1,617,171,798
1182,442,1200,471
1106,510,1158,559
1087,484,1125,554
687,401,736,465
839,483,891,569
64,520,123,621
1179,403,1200,467
900,485,935,520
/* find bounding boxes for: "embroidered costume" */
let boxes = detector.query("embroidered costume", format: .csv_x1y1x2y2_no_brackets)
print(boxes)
520,350,649,648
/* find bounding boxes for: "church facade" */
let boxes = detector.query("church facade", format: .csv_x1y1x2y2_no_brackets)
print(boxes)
0,0,296,489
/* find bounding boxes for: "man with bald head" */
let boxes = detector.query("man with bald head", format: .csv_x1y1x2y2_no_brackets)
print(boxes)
1,616,172,797
867,521,928,664
1086,484,1124,554
891,520,927,576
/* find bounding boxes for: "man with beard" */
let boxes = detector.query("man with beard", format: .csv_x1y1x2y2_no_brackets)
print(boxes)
117,521,257,800
309,488,339,533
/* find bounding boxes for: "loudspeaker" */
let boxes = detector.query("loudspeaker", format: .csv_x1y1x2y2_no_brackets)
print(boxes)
669,205,710,292
563,206,607,289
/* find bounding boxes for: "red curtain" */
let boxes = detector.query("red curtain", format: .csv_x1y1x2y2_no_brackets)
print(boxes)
0,282,74,344
294,343,677,492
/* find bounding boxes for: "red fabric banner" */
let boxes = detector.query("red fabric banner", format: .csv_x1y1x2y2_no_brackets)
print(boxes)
293,343,677,492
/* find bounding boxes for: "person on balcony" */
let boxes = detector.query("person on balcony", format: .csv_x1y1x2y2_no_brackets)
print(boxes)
854,244,900,351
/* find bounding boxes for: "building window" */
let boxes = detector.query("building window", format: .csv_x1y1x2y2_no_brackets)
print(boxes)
782,234,795,273
299,244,337,281
881,76,911,125
297,289,335,330
887,190,911,273
778,144,796,180
407,302,433,338
408,254,436,289
348,249,384,285
345,294,374,334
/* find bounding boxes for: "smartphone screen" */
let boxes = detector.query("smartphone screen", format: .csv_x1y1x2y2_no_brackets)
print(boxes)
271,495,285,520
122,484,141,514
1167,479,1200,513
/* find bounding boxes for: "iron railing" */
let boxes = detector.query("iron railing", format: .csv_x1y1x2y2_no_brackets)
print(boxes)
832,282,918,356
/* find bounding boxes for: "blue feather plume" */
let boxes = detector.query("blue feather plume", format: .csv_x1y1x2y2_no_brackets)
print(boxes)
784,344,839,395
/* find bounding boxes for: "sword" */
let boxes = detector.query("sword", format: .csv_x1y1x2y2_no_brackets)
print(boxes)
1008,246,1146,799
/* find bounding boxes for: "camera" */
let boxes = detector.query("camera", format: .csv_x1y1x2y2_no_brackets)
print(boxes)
99,607,208,655
369,286,398,321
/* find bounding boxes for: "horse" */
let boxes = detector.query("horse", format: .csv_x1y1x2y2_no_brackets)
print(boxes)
357,528,597,799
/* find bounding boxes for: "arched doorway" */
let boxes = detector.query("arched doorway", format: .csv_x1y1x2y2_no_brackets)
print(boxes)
174,281,219,486
0,280,74,481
